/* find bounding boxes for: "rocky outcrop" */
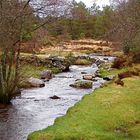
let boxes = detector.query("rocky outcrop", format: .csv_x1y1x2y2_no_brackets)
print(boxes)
20,55,71,72
70,80,93,89
28,77,45,87
46,56,70,71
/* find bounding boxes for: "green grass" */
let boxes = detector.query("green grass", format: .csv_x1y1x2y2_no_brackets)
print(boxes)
21,64,61,78
21,65,46,78
28,74,140,140
100,66,128,77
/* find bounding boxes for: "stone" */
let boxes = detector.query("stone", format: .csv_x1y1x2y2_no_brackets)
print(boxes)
92,64,97,68
70,80,93,89
77,55,90,60
28,77,45,87
92,78,98,82
40,70,52,80
103,75,115,81
95,59,104,66
103,57,109,61
48,56,71,72
49,95,61,100
83,75,94,81
95,74,102,78
81,72,87,74
75,79,81,81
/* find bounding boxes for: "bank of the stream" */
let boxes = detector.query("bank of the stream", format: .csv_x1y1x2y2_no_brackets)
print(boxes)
0,54,113,140
28,65,140,140
19,54,94,89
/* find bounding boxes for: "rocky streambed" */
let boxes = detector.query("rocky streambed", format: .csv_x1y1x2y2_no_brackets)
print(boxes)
0,55,114,140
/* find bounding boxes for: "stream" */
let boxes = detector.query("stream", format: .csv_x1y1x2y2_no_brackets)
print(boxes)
0,55,114,140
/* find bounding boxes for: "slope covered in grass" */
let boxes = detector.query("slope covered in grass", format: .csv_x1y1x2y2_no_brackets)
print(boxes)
28,75,140,140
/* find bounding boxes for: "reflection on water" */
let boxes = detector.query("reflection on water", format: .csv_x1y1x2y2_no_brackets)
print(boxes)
0,56,114,140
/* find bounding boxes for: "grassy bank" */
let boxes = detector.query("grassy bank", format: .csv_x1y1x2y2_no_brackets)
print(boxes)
21,64,61,78
28,67,140,140
19,64,60,89
99,63,140,77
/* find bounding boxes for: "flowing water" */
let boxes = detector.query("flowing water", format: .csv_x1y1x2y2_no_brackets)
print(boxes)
0,56,114,140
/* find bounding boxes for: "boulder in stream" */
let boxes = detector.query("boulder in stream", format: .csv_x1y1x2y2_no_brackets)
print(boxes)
81,71,87,74
95,59,105,66
28,77,45,87
95,73,102,78
47,56,71,72
83,75,95,81
49,95,61,100
40,70,52,80
104,58,109,61
70,80,93,89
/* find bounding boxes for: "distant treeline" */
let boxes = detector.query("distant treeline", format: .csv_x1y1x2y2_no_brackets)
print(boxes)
54,0,139,56
41,1,114,40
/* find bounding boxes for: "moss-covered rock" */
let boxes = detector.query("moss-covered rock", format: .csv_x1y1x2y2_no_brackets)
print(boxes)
70,80,93,89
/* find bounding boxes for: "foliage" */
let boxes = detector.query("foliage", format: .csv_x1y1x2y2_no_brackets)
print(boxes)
43,2,114,40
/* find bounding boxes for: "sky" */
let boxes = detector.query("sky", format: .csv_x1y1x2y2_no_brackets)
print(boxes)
76,0,110,8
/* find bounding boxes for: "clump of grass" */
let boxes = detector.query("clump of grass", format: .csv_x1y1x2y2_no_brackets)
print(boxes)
100,66,128,77
74,58,92,65
50,67,61,74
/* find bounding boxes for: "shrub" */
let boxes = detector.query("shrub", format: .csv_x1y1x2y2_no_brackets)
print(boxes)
118,71,139,79
123,40,131,54
112,56,127,69
132,52,140,63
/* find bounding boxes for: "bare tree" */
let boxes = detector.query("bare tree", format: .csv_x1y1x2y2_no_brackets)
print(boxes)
105,0,140,54
0,0,70,103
